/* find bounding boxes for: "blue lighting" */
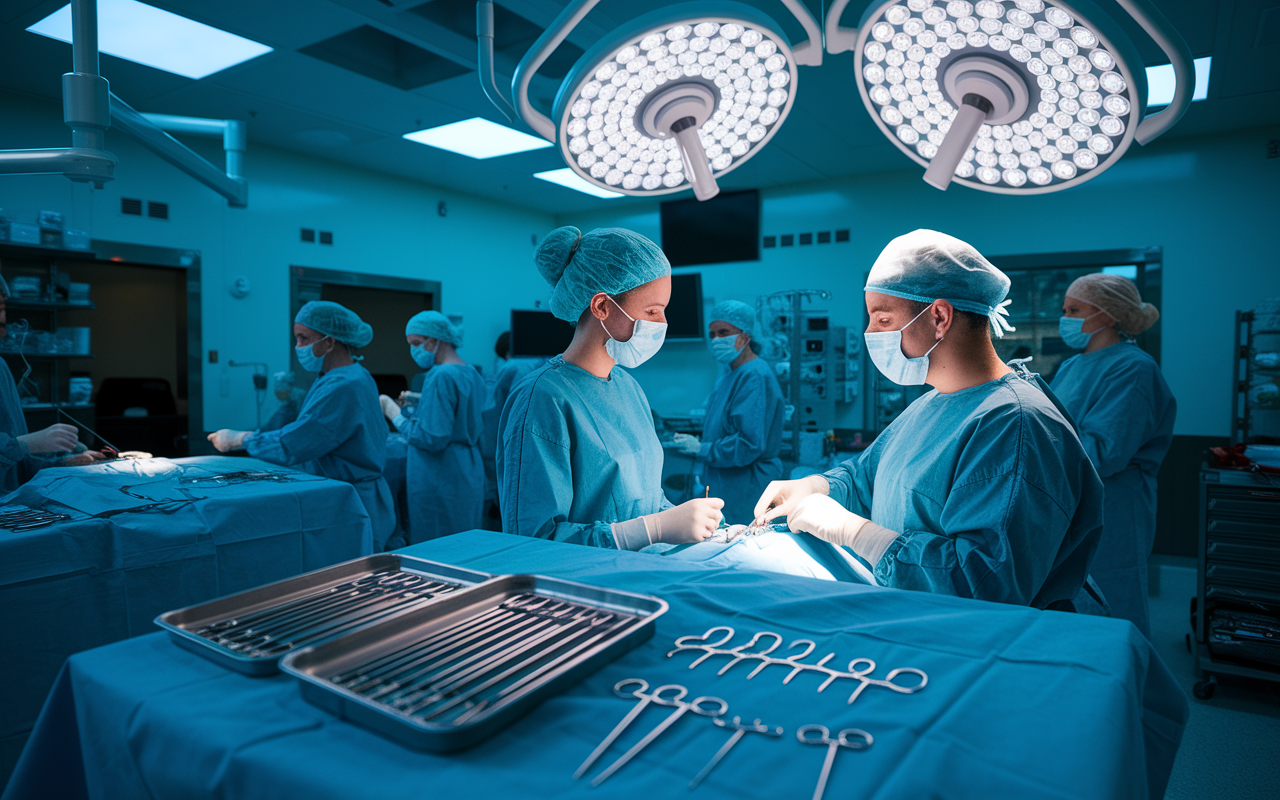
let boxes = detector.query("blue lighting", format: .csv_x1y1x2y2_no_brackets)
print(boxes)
1146,57,1212,108
403,118,553,160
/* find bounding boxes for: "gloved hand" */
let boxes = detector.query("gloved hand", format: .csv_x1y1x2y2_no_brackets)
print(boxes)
643,497,725,544
17,424,79,454
672,433,702,455
207,429,253,452
786,494,869,547
379,395,401,421
753,474,830,525
60,450,109,466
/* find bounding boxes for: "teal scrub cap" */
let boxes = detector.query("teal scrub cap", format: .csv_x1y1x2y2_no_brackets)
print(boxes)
865,229,1015,338
295,301,374,348
406,310,462,347
535,226,671,322
709,300,755,336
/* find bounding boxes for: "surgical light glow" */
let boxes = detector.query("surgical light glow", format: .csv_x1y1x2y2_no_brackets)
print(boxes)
27,0,273,80
403,118,554,159
1145,57,1211,107
533,168,624,198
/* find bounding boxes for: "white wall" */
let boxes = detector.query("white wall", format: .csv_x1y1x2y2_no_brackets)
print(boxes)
0,89,555,431
560,124,1280,437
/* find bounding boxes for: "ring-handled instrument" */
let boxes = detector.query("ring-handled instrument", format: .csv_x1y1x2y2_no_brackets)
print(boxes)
796,724,873,800
688,715,783,789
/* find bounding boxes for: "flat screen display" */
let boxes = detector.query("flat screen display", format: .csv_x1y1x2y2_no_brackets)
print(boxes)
510,309,575,357
666,272,703,340
660,189,760,267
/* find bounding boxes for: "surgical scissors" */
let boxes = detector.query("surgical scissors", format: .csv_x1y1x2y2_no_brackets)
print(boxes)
589,683,727,787
688,715,783,789
796,724,873,800
574,679,684,780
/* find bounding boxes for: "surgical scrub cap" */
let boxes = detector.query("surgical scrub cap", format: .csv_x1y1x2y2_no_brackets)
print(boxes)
709,300,755,336
295,301,373,348
406,310,462,347
865,230,1014,338
535,226,671,322
1066,273,1160,336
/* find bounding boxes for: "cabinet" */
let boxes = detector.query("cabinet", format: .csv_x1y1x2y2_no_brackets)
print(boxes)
1231,310,1280,444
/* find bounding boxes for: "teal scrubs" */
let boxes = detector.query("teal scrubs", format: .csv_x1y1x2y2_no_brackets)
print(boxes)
480,358,541,524
0,359,38,493
697,358,784,524
247,364,394,550
1052,343,1176,636
497,356,672,550
397,363,486,543
824,373,1105,609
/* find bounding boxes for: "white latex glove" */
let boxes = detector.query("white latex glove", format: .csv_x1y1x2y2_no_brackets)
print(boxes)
17,424,79,454
207,429,253,452
643,497,725,544
786,494,869,547
673,433,702,455
379,394,401,421
753,474,830,525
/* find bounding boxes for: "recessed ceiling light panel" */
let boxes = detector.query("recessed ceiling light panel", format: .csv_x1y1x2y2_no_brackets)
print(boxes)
402,118,554,159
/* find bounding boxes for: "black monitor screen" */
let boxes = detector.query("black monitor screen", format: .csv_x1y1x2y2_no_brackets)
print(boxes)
659,190,760,267
510,310,575,357
666,272,703,340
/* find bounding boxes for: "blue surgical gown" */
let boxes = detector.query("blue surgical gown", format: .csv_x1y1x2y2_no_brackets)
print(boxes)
0,358,37,493
824,373,1105,609
261,387,307,433
247,364,394,550
397,363,486,543
1052,343,1176,636
697,357,784,524
480,358,541,515
497,355,672,550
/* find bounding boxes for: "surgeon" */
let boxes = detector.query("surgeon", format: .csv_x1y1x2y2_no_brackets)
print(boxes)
209,301,396,550
498,226,724,549
755,230,1105,609
673,300,784,524
479,331,540,529
378,311,485,542
1052,274,1175,636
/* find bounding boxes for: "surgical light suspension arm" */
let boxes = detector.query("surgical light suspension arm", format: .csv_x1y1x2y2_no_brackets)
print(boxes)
1116,0,1194,145
477,0,517,123
671,117,717,201
922,95,990,191
823,0,861,55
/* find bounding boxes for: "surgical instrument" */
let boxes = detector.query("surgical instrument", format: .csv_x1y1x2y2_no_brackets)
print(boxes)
574,679,686,780
0,507,72,530
796,725,873,800
589,684,728,787
688,715,783,789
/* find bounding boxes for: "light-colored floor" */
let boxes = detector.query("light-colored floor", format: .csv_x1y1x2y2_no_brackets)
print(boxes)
1146,557,1280,800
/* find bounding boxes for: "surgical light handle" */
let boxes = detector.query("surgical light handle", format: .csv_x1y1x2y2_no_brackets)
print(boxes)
922,97,988,191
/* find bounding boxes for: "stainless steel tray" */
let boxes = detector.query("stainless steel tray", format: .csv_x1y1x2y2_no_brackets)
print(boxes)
280,574,666,752
155,554,491,676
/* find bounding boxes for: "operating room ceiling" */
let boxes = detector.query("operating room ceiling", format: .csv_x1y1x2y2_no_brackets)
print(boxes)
0,0,1275,213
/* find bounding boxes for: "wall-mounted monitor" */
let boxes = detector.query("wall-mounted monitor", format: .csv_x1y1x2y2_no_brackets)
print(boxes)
660,189,760,267
666,272,703,341
510,309,575,358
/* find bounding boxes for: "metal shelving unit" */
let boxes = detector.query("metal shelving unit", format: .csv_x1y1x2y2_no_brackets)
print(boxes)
1232,310,1280,445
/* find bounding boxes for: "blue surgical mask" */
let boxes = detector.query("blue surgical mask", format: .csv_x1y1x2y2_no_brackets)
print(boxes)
411,344,436,370
295,338,330,373
1058,311,1108,350
602,297,667,369
864,306,942,386
708,335,743,364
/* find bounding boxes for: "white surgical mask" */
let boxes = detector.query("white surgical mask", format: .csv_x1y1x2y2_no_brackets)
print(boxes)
1058,311,1108,350
864,306,942,386
295,338,330,373
411,344,436,370
708,335,743,364
601,296,667,368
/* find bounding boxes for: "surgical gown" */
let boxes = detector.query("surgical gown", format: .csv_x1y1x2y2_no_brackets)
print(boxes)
1052,343,1176,636
824,373,1104,609
480,358,541,526
397,363,486,542
261,387,307,433
247,364,394,550
0,358,37,493
497,356,672,550
697,357,784,524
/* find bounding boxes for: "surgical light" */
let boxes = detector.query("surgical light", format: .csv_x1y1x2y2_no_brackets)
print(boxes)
533,168,624,198
28,0,273,80
827,0,1194,194
403,118,554,159
492,0,823,201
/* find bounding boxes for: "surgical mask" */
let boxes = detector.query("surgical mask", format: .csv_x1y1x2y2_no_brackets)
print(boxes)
295,338,330,373
864,306,942,386
411,344,436,370
1058,312,1108,350
708,335,743,364
602,297,667,368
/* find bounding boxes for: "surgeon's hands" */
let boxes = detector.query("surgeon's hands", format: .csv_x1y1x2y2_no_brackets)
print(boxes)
17,424,79,454
672,433,702,455
207,429,254,452
786,494,869,547
643,497,725,544
60,450,109,466
753,474,831,526
379,394,401,421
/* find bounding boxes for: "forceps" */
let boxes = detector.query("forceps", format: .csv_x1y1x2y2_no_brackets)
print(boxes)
688,715,783,789
825,658,929,705
796,725,873,800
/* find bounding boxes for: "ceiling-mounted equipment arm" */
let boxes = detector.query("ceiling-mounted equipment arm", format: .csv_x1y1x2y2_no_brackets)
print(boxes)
1115,0,1194,145
477,0,517,123
776,0,823,66
824,0,860,55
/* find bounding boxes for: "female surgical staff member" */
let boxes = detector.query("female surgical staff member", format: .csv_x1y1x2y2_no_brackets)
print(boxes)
497,226,723,550
379,311,485,542
209,301,396,551
1052,274,1175,636
673,301,784,524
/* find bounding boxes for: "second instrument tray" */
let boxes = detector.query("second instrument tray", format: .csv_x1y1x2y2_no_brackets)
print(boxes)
155,554,491,675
